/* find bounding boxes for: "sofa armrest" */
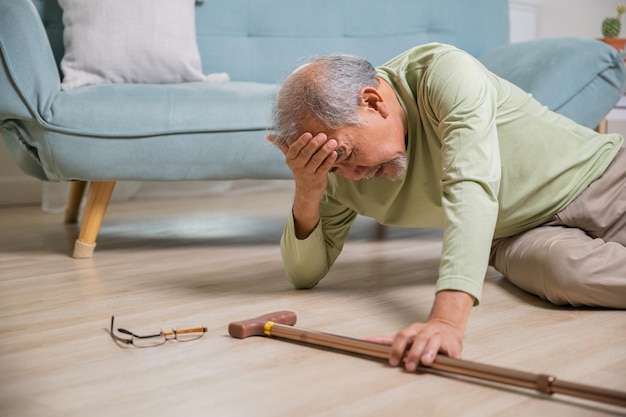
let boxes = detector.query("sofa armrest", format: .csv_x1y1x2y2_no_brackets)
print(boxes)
0,0,61,121
479,37,626,128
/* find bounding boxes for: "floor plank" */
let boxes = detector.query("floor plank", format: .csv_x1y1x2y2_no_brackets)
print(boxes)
0,187,624,417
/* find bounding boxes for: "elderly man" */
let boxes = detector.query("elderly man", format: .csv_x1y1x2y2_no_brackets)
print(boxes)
267,43,626,372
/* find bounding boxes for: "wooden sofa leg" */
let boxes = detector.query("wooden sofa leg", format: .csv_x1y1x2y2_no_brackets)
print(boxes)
374,223,387,240
73,181,116,259
64,181,88,224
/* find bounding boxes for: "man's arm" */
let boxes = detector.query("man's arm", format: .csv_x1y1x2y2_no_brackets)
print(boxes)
270,131,354,288
369,48,501,368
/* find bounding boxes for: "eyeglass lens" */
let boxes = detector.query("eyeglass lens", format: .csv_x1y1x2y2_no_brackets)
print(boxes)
110,316,206,347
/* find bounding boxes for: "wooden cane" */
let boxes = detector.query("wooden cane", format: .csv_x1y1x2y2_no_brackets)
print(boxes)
228,311,626,408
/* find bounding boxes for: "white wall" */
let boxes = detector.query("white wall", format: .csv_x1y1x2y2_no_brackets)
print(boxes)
536,0,621,39
510,0,541,42
510,0,621,42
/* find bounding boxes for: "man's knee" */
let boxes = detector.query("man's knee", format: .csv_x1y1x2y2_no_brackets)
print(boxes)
491,231,626,308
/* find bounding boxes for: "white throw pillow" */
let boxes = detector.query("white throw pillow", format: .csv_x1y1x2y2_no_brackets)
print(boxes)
58,0,216,91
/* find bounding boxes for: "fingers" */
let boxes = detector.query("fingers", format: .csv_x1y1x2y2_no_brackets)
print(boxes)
389,325,420,369
286,132,338,175
389,322,462,372
269,131,338,175
289,132,336,163
368,332,435,370
418,333,440,365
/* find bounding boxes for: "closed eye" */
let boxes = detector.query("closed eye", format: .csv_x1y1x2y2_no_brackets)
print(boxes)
336,147,353,162
330,147,353,174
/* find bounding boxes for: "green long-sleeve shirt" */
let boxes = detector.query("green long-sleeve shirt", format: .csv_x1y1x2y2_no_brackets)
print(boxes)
279,43,623,303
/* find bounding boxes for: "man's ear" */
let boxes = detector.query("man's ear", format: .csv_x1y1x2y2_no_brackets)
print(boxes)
360,87,389,118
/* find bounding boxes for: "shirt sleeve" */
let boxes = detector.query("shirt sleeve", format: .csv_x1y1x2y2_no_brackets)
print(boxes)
421,50,501,303
279,192,358,289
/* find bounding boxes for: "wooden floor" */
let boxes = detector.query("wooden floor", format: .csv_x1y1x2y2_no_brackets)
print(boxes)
0,185,624,417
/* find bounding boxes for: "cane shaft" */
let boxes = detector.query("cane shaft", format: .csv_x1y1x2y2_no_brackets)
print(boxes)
267,322,390,359
265,322,626,408
552,379,626,408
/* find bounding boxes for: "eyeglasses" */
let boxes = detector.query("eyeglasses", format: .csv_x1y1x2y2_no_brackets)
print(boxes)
110,316,207,348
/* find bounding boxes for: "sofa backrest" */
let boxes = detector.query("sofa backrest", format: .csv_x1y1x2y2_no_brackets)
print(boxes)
33,0,510,84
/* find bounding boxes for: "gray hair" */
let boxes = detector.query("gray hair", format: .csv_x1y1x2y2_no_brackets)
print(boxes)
271,54,379,147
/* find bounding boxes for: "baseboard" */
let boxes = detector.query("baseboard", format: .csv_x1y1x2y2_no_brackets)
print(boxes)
0,177,42,206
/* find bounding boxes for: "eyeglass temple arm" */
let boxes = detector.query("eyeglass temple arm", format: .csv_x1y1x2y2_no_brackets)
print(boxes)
118,328,164,339
173,327,208,335
111,316,207,338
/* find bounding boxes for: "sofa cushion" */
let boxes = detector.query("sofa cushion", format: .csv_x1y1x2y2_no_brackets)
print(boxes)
58,0,207,91
479,37,626,128
47,81,278,135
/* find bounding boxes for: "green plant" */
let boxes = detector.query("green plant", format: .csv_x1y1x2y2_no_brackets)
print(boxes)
602,4,626,38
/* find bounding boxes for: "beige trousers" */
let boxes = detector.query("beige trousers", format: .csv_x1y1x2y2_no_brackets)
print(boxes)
490,148,626,308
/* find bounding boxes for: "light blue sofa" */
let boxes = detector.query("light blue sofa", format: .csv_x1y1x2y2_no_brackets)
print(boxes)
1,0,624,257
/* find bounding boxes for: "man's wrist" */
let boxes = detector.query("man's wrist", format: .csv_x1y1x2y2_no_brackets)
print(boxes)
429,290,475,335
291,192,322,240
